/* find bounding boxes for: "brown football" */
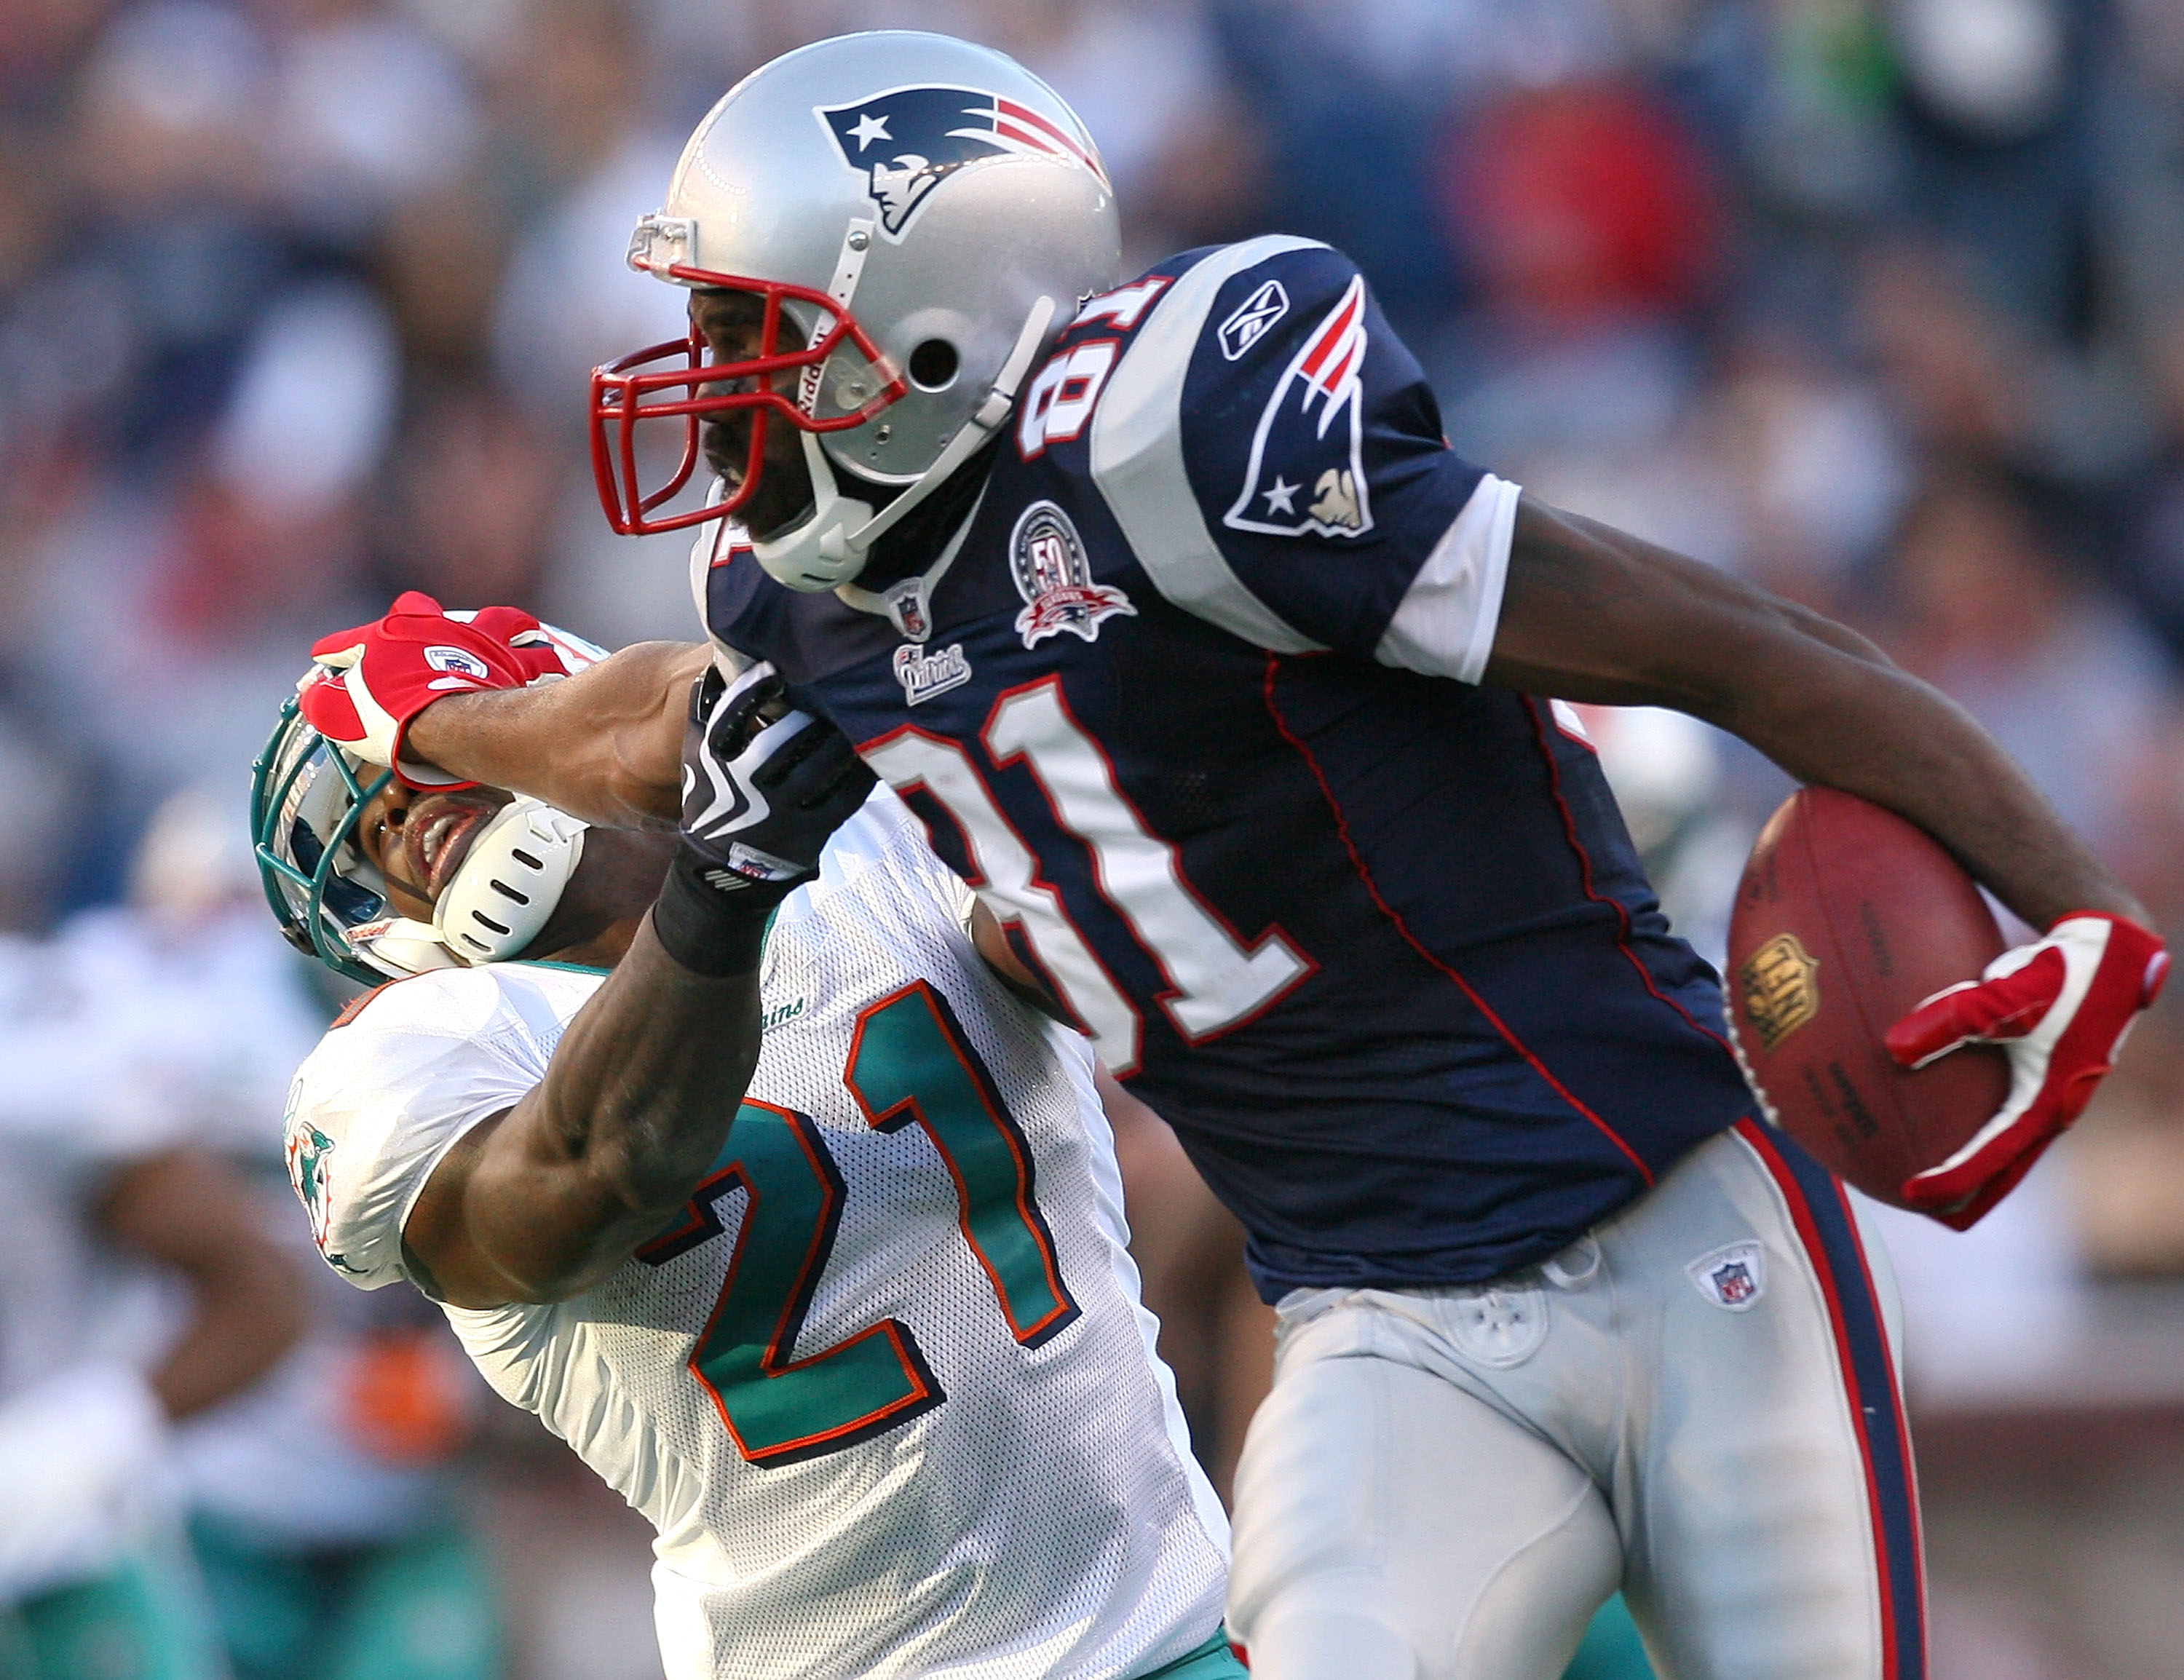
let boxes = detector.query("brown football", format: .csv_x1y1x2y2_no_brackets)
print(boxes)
1726,787,2010,1208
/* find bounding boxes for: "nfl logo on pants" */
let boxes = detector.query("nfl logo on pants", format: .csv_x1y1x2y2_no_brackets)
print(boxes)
1687,1241,1765,1311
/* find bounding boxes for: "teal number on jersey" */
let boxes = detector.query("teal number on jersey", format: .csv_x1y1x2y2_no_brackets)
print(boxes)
638,1100,943,1466
638,983,1080,1465
846,980,1080,1346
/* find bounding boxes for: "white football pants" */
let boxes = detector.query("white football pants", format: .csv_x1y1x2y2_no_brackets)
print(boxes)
1226,1121,1924,1680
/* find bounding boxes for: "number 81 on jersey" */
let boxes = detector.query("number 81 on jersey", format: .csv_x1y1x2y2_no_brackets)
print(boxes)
865,678,1312,1075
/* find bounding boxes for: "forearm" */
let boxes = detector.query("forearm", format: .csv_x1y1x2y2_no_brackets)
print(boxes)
1695,627,2139,927
1489,499,2143,930
151,1260,305,1419
443,919,763,1304
404,641,704,828
102,1151,306,1420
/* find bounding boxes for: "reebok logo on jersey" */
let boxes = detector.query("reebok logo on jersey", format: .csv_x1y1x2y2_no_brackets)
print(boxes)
894,641,973,705
1009,501,1136,648
1223,274,1374,541
1688,1242,1765,1311
818,86,1109,239
1219,279,1289,360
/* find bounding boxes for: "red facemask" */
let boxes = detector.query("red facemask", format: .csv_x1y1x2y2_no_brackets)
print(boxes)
590,266,908,537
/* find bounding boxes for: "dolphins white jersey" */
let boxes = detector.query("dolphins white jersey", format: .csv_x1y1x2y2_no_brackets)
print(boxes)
282,792,1230,1680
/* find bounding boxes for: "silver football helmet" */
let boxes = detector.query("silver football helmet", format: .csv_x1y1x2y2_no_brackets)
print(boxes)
591,31,1120,591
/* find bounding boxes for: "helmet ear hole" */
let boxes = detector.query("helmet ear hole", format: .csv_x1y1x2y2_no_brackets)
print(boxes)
908,338,959,391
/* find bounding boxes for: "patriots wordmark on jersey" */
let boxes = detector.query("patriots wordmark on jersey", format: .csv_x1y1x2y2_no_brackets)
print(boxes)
701,239,1760,1300
283,797,1229,1680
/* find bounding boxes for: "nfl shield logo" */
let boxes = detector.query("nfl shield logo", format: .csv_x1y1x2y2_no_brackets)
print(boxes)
1713,1260,1757,1304
1687,1241,1766,1312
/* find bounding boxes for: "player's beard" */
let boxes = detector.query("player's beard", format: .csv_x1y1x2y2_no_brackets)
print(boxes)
704,414,816,543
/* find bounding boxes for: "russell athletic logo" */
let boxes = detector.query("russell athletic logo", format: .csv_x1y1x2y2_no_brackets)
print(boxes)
894,642,972,705
818,85,1109,239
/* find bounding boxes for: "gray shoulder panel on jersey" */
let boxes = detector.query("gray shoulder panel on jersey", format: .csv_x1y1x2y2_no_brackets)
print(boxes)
1088,235,1329,654
688,514,756,675
687,517,717,632
1374,472,1522,684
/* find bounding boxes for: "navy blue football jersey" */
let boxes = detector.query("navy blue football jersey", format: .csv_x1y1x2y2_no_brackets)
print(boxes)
703,236,1758,1297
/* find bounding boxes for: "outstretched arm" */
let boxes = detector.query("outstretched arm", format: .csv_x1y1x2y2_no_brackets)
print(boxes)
1484,496,2143,930
398,671,874,1306
400,918,762,1307
403,640,707,829
394,617,1059,1015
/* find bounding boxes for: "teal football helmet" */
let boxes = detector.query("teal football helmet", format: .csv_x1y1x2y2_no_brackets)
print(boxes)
251,694,401,985
252,627,603,983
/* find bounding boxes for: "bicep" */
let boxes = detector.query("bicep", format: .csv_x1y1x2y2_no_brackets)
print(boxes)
398,934,763,1308
399,1107,524,1307
399,1090,628,1308
1480,496,1891,716
590,641,711,823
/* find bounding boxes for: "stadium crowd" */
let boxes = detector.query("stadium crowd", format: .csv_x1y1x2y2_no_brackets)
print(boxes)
4,1,2184,1676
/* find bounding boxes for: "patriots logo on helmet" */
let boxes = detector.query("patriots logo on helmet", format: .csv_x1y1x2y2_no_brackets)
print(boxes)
1224,274,1374,541
818,85,1109,239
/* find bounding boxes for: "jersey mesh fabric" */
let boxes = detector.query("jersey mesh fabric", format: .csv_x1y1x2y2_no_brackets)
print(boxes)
285,796,1228,1680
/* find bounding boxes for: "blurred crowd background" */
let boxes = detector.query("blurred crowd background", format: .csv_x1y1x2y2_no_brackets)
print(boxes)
5,0,2184,1676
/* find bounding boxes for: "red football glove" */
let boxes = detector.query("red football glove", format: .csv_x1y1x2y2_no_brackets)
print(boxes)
299,592,568,788
1886,912,2168,1229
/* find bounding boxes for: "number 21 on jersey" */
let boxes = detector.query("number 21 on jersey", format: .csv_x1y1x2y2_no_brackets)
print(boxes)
637,980,1077,1467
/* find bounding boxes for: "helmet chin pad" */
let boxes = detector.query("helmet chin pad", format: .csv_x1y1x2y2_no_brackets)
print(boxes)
343,799,588,979
434,799,589,964
752,430,878,590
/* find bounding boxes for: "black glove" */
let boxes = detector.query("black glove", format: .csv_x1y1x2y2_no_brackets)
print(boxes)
651,661,877,976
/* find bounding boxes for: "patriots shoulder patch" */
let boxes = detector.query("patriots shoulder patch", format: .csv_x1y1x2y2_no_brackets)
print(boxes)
1222,274,1373,540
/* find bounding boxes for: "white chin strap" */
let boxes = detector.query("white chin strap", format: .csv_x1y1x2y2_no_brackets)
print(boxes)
350,799,588,978
752,296,1058,592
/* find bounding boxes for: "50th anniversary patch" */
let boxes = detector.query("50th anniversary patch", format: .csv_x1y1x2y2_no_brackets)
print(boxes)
1010,501,1136,649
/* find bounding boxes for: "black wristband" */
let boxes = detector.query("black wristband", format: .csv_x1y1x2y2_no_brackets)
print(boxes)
649,842,789,978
